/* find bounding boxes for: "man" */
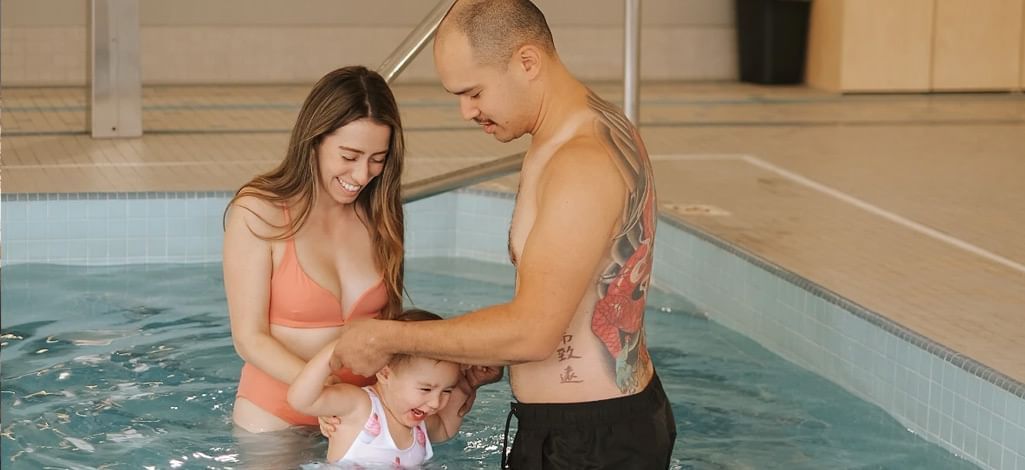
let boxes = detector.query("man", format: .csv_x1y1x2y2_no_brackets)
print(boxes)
332,0,675,467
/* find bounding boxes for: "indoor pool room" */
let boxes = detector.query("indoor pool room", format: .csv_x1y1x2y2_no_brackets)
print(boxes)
3,1,1024,469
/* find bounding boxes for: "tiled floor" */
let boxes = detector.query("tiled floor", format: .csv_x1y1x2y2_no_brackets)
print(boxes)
2,82,1024,387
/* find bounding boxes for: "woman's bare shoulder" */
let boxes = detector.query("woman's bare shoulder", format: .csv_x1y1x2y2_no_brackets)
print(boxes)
226,190,289,238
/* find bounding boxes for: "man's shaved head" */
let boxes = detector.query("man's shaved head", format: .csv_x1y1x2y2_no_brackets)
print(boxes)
439,0,556,67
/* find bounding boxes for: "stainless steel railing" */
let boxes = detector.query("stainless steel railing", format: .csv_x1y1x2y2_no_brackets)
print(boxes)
384,0,641,202
401,152,524,202
377,0,458,83
623,0,641,124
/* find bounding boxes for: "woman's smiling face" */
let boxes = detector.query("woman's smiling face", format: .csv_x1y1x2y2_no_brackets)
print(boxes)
316,118,391,205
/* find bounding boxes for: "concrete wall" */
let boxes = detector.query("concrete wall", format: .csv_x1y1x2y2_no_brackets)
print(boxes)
1,0,737,86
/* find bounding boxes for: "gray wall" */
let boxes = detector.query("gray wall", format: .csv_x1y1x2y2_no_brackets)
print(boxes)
1,0,736,86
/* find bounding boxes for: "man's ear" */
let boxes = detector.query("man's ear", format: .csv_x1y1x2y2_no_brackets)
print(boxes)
515,44,543,80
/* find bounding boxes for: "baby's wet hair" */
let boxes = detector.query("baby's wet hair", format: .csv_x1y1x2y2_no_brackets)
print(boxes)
390,309,444,367
395,309,443,323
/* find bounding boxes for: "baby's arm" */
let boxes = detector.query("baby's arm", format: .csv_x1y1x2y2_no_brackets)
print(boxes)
427,365,502,441
427,364,500,442
425,381,472,443
287,340,366,419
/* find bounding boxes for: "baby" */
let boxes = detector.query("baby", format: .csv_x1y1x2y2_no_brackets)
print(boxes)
288,309,486,467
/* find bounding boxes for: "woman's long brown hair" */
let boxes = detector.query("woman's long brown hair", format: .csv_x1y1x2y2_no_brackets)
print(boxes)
227,66,405,319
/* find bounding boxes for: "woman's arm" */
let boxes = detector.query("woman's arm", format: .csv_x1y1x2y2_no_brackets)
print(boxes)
288,341,366,418
223,198,305,383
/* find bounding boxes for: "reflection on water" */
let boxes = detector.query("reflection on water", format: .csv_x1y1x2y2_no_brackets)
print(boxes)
1,260,974,469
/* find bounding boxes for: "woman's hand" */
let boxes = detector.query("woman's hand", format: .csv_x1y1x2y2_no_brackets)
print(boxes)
317,373,342,438
319,415,341,438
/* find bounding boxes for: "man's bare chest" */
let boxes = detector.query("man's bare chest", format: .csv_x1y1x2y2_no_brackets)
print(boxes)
507,188,534,267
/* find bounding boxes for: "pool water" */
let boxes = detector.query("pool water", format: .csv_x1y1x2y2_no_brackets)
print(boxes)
1,258,974,469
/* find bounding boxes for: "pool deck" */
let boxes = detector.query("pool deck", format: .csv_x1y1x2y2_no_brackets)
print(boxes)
3,82,1024,388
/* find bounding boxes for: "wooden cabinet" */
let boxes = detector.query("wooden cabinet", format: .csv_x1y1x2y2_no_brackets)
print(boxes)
804,0,843,90
806,0,934,92
805,0,1024,92
932,0,1023,91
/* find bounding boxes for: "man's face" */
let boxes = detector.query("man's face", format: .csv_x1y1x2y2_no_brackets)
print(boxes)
434,31,531,143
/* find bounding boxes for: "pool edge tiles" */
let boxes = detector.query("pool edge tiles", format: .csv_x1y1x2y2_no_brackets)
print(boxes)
404,188,515,263
653,213,1025,470
1,192,233,266
0,189,515,266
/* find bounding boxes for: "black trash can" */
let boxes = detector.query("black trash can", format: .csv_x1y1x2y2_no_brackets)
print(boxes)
736,0,812,84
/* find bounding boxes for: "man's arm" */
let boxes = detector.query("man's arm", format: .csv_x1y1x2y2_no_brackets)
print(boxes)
334,144,627,373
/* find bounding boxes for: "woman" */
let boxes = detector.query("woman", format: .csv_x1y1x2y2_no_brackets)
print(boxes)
222,65,404,437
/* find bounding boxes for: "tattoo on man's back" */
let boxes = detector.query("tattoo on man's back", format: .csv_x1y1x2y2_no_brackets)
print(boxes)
587,91,656,394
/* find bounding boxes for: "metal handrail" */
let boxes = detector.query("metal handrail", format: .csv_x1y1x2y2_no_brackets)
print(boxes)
623,0,641,124
402,152,524,203
378,0,458,83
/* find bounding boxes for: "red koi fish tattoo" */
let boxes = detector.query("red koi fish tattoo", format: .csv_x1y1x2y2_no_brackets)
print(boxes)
587,92,657,393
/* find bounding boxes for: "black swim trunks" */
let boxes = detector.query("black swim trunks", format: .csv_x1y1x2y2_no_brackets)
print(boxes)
502,373,676,469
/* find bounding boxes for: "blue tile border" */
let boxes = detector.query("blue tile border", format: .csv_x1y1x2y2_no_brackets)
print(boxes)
0,189,517,266
2,191,233,266
2,191,235,201
657,213,1025,401
404,188,517,263
654,212,1025,469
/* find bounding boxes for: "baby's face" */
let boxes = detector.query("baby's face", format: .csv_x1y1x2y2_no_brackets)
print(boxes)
384,358,461,428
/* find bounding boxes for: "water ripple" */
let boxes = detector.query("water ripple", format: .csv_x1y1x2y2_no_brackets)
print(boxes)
0,261,976,469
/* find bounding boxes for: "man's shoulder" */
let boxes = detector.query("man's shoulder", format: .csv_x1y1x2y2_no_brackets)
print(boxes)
538,137,627,196
547,136,622,177
557,134,606,157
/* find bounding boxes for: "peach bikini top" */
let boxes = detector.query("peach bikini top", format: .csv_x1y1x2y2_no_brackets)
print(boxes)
268,208,388,328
